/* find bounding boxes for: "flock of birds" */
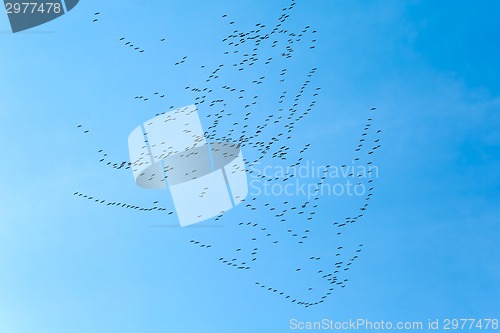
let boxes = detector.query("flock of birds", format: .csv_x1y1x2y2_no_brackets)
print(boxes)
76,0,383,308
117,37,145,53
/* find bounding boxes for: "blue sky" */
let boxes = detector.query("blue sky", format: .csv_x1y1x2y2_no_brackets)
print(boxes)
0,1,499,332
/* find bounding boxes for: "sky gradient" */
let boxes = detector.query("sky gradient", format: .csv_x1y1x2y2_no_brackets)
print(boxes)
1,1,499,332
